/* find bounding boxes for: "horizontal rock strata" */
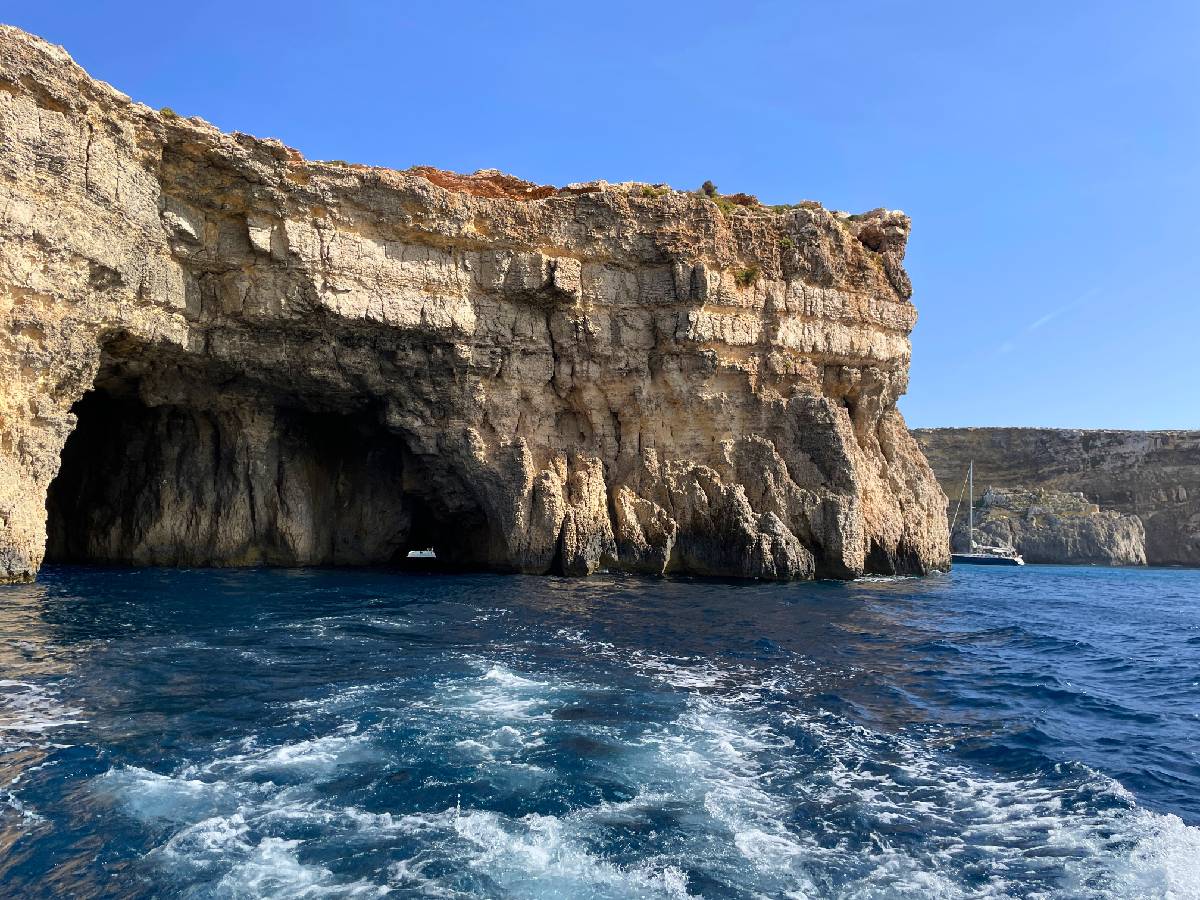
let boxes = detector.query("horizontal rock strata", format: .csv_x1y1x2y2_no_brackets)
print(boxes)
915,428,1200,567
0,26,949,583
953,487,1146,566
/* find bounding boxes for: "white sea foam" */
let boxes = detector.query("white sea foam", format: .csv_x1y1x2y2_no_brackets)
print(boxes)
1,790,44,826
385,806,695,899
0,678,85,830
544,634,1200,899
426,661,562,724
0,679,85,741
87,646,1200,900
409,662,564,792
1106,811,1200,899
98,766,243,824
192,725,380,780
155,813,389,898
99,760,393,896
284,681,382,714
552,628,817,702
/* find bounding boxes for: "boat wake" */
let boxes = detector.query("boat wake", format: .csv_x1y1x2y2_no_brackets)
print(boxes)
4,566,1199,898
90,650,1200,899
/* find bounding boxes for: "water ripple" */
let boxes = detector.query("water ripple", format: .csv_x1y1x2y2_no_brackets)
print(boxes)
0,564,1196,897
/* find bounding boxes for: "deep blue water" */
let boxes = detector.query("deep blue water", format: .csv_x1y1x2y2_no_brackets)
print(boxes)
1,565,1198,899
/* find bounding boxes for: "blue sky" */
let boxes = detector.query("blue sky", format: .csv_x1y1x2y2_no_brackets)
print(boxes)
6,1,1197,428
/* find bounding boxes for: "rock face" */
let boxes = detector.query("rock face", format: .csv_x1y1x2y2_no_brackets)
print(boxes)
951,487,1146,566
915,428,1200,567
0,26,950,584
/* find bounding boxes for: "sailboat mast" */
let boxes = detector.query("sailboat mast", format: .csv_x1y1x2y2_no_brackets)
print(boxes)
968,460,974,551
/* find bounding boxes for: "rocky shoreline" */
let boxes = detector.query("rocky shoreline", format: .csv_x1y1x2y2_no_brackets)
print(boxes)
0,26,949,584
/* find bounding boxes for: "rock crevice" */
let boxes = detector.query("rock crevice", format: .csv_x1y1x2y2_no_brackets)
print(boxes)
0,26,949,583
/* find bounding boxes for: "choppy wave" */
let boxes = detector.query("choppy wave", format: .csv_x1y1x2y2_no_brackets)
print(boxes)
3,565,1200,898
84,650,1200,899
0,679,85,743
0,678,85,830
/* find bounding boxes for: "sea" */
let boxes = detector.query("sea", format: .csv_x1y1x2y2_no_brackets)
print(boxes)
0,564,1197,899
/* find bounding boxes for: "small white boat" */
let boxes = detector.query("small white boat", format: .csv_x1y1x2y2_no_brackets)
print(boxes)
952,546,1025,566
950,461,1025,567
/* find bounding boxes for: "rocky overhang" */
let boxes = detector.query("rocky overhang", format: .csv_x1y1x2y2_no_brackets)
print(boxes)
0,25,950,583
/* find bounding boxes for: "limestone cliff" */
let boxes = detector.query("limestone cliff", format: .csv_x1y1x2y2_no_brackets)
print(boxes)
0,26,949,584
915,428,1200,567
951,487,1146,566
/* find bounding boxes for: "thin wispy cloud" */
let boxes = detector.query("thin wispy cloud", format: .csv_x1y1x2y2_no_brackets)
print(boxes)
1026,310,1060,331
1025,288,1099,333
991,288,1100,357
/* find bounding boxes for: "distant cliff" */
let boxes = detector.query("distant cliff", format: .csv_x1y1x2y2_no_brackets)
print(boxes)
914,428,1200,567
952,487,1146,566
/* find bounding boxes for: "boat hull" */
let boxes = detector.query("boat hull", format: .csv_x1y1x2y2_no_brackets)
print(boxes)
952,553,1025,567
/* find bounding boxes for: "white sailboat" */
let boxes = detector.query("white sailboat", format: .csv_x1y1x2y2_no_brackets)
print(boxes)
950,461,1025,566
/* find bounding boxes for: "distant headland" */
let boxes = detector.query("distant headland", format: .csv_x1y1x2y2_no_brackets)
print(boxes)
914,428,1200,567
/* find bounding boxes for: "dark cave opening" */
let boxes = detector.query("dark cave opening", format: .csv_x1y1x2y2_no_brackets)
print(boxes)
864,538,924,577
44,378,485,571
45,389,157,564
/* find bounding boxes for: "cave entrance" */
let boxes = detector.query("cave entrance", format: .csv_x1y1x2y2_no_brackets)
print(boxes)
44,371,481,571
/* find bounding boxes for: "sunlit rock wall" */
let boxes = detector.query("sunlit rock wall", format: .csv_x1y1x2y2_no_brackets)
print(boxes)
0,25,949,583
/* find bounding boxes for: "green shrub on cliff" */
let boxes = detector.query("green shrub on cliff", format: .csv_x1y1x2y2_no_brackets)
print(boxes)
734,265,760,287
696,181,763,217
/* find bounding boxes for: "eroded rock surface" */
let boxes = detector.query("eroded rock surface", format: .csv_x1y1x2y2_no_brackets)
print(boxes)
952,488,1146,566
0,26,949,583
916,428,1200,567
